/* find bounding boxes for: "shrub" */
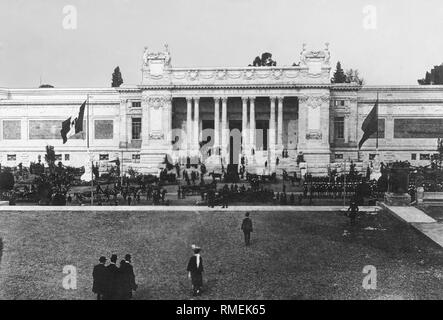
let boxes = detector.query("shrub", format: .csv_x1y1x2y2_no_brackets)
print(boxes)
52,193,66,206
0,171,14,191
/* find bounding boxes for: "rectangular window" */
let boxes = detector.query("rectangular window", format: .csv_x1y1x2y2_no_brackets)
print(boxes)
411,153,417,160
369,154,376,160
132,118,142,140
334,117,345,139
132,101,141,108
55,154,62,161
7,154,16,161
3,120,21,140
65,154,70,161
99,154,109,161
94,120,114,139
369,119,385,139
132,154,140,163
420,154,430,160
335,153,343,160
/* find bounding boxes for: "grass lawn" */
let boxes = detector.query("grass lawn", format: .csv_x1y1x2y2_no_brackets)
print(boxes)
0,209,442,300
419,205,443,222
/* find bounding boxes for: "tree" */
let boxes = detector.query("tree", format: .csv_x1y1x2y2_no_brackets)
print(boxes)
436,138,443,167
112,66,124,87
0,169,14,192
45,145,56,171
92,163,100,180
345,69,365,85
331,61,347,83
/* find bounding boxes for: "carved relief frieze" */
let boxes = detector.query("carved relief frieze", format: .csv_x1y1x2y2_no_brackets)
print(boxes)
143,96,171,109
243,69,255,80
306,132,323,140
149,133,164,140
187,70,199,81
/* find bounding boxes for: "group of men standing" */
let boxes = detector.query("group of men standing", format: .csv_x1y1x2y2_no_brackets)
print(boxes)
92,254,138,300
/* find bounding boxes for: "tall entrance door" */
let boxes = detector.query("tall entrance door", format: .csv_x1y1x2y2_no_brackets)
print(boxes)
229,120,242,165
256,120,269,151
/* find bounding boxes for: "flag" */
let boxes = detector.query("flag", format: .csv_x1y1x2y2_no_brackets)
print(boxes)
358,98,379,149
61,101,86,144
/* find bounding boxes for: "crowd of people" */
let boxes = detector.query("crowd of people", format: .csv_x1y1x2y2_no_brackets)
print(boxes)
67,180,169,206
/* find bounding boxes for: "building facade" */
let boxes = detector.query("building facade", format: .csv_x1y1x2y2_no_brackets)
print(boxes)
1,44,443,176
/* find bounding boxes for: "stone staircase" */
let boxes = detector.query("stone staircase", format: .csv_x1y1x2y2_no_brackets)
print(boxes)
204,154,223,172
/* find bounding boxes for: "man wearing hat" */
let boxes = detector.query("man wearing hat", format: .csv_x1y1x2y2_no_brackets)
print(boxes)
92,256,107,300
187,245,204,296
241,212,253,246
104,254,119,300
119,254,138,300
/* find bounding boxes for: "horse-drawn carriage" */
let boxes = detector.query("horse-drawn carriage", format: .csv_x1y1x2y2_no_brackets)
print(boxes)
181,182,217,196
208,171,224,181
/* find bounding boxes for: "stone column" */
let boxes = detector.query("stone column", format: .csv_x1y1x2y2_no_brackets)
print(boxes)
214,97,220,154
297,96,308,150
277,97,284,148
193,97,200,152
249,97,256,154
186,97,192,154
119,99,128,148
141,96,150,148
269,96,276,165
163,97,172,144
242,96,248,154
221,97,228,159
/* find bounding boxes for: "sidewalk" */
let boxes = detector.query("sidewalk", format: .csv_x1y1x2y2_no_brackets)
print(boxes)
0,205,380,212
380,202,443,248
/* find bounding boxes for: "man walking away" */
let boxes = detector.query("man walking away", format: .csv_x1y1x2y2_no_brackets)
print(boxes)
92,256,107,300
187,245,204,296
241,212,253,246
104,254,119,300
119,254,138,300
221,187,229,208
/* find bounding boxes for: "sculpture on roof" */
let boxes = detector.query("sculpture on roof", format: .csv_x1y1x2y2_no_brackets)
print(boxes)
249,52,277,67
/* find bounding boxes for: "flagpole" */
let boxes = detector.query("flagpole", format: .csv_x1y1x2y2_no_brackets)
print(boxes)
376,92,379,153
87,94,94,206
343,158,346,207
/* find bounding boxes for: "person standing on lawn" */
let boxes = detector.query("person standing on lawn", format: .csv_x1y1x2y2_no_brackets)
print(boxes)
104,254,120,300
241,212,253,246
187,245,204,296
347,198,359,226
92,256,107,300
119,254,138,300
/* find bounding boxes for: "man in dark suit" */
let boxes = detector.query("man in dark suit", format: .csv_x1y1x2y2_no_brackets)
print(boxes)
104,254,119,300
119,254,138,300
241,212,253,246
187,245,204,296
92,256,107,300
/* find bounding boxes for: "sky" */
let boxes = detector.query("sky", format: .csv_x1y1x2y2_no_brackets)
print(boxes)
0,0,443,88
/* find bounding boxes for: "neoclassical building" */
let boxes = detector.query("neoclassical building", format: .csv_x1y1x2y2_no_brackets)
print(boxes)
1,44,443,176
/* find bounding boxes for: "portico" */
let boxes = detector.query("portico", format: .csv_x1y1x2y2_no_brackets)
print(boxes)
138,44,332,174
